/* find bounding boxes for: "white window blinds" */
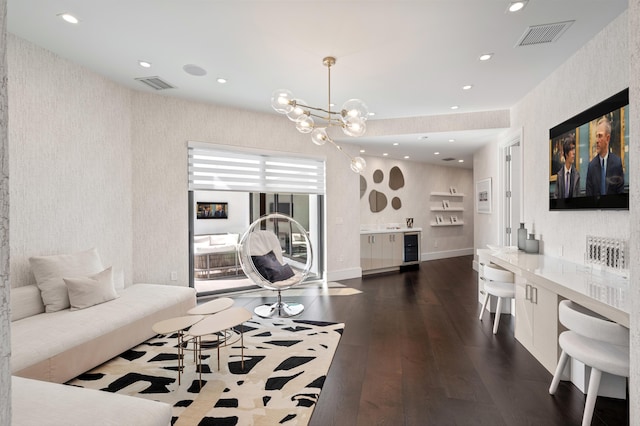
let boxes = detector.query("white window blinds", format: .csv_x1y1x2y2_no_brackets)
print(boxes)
188,143,326,194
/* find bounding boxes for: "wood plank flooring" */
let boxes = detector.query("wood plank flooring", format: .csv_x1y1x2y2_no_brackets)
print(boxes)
224,256,627,426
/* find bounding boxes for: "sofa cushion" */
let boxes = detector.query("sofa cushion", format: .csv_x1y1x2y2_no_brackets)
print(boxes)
64,267,118,311
10,286,45,322
29,248,104,313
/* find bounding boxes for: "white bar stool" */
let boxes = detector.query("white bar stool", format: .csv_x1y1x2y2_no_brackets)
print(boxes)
549,299,629,426
478,264,515,334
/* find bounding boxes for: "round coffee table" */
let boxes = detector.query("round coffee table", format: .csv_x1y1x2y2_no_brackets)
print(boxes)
187,297,234,315
152,314,204,385
188,307,253,388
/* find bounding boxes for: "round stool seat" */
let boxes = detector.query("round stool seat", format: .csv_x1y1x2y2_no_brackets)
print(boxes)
559,331,629,378
483,281,515,299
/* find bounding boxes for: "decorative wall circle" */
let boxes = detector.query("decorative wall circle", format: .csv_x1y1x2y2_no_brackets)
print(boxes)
391,197,402,210
389,166,405,190
373,169,384,183
368,190,387,213
360,175,367,199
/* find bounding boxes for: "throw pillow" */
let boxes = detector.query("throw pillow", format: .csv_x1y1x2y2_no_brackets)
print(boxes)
251,250,295,282
63,267,119,311
29,247,104,313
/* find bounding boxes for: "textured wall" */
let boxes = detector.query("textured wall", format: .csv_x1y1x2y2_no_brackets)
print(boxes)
0,0,10,421
507,11,629,264
360,156,473,258
628,0,639,422
130,93,361,285
7,35,134,288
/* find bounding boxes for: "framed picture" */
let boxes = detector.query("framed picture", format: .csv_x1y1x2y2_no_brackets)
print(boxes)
450,187,457,194
197,202,228,219
436,215,444,224
476,178,492,214
442,200,450,209
450,215,458,224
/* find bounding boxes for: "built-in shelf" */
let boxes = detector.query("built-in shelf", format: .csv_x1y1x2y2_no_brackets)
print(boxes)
430,207,464,212
430,191,465,197
430,221,465,227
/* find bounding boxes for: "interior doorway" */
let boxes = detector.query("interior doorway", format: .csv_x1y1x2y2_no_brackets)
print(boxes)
501,133,522,246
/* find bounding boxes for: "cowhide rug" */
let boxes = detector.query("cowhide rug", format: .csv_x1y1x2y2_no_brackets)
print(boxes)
67,318,344,426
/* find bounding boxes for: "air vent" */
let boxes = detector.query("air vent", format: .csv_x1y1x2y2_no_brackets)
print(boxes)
442,157,456,162
516,20,574,46
135,76,175,90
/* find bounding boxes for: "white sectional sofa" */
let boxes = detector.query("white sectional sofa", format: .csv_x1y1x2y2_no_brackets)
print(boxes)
10,247,197,426
11,283,196,383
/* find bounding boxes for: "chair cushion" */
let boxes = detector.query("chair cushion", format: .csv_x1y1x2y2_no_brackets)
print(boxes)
559,330,629,378
63,267,119,311
252,250,295,282
484,281,515,298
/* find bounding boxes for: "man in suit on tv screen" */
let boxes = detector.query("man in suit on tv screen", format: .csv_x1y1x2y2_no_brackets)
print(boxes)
585,117,624,196
554,136,580,199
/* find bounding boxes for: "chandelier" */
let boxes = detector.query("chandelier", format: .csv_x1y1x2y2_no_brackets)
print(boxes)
271,56,368,173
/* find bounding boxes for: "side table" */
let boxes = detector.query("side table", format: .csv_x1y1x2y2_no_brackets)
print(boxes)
152,314,204,385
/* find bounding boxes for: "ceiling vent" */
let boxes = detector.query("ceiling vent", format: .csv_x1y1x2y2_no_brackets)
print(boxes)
516,20,574,46
135,76,175,90
442,157,456,162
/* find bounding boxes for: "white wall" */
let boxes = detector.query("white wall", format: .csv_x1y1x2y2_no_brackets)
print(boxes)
193,191,249,236
7,35,134,288
360,156,474,259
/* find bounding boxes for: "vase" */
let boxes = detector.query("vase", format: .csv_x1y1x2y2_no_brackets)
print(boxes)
517,223,527,251
525,233,539,254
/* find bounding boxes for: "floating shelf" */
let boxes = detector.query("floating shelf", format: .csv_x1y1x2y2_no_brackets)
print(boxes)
430,191,465,197
430,207,464,212
430,221,465,227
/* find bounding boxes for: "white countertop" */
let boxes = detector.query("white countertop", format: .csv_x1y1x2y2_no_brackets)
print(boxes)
360,227,422,235
480,248,629,327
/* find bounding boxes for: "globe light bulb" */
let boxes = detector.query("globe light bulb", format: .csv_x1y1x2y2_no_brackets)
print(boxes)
295,115,314,134
271,89,294,114
341,99,369,122
286,99,308,122
350,156,366,173
310,127,329,146
342,116,366,137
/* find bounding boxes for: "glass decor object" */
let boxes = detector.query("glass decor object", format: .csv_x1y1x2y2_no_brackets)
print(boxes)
517,223,527,250
525,233,539,254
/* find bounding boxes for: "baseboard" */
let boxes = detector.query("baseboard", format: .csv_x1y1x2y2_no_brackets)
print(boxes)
421,248,474,262
327,267,362,282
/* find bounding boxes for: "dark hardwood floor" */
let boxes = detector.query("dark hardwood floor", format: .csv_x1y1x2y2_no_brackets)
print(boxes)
225,256,627,426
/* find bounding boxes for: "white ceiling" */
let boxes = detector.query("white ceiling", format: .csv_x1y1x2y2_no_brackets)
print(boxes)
7,0,627,169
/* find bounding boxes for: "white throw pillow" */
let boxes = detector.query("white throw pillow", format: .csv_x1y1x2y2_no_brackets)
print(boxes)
29,248,104,312
63,267,119,311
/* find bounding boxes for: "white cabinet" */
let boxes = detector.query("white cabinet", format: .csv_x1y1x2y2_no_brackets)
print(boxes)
361,231,415,273
514,275,559,373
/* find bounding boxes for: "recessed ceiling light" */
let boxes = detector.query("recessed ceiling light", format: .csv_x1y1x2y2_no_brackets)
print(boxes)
360,149,365,153
138,60,151,68
59,13,79,24
393,142,399,146
216,78,227,84
449,139,455,142
462,85,473,90
368,112,376,117
434,152,440,155
508,1,527,12
383,153,388,156
479,53,493,61
404,156,410,159
458,159,464,163
450,105,459,110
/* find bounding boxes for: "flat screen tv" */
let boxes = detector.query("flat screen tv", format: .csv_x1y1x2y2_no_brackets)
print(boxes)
197,202,228,219
549,88,629,210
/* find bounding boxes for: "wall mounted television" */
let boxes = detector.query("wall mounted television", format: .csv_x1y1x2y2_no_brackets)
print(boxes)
549,88,629,210
196,202,228,219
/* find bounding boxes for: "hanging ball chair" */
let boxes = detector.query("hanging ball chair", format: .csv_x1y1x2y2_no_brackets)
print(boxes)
237,213,313,318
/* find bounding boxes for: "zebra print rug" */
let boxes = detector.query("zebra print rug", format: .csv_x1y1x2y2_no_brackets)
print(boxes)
67,318,344,426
